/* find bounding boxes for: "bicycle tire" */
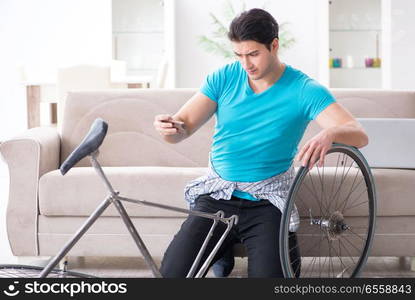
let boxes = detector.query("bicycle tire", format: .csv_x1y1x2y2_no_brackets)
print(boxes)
0,264,96,278
280,143,376,278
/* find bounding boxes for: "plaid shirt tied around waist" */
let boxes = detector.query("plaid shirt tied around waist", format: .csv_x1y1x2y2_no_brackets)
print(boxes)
184,155,300,232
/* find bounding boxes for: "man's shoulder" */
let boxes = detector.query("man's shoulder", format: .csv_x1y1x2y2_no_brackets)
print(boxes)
213,60,241,76
287,65,314,85
204,61,242,89
302,78,330,96
288,66,329,94
299,76,333,104
283,65,332,102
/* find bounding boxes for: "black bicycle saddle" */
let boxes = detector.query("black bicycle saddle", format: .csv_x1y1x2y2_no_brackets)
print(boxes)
60,118,108,175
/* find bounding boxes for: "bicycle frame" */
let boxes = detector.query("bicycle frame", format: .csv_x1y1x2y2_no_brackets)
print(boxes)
39,150,238,278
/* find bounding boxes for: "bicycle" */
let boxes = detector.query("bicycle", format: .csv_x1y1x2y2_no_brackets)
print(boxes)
0,118,376,278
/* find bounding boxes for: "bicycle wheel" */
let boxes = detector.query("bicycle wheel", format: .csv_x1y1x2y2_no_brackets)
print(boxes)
0,264,96,278
280,143,376,278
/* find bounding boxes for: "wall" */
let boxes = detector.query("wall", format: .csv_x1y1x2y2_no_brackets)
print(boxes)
389,0,415,89
112,0,164,77
0,0,112,140
173,0,327,88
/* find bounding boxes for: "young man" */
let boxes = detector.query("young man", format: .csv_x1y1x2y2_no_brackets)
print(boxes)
153,8,368,278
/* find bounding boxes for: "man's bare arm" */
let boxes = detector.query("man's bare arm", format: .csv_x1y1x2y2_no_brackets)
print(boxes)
314,102,368,148
297,102,369,169
153,91,217,144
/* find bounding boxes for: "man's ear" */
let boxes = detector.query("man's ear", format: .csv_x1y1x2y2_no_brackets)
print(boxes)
271,38,279,53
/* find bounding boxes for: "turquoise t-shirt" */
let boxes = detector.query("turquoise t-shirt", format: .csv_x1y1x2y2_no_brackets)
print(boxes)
200,61,336,201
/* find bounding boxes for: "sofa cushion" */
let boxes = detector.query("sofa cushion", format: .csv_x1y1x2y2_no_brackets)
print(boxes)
39,166,207,217
39,166,415,217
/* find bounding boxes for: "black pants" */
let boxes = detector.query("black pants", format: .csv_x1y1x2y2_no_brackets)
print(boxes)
160,194,301,278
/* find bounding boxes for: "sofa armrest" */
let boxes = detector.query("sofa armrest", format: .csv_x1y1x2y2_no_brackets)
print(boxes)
0,127,60,256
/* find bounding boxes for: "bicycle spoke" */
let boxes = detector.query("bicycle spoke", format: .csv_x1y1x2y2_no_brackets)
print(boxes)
343,199,368,213
332,157,355,213
316,163,327,215
305,256,319,278
339,167,363,213
327,238,334,277
328,154,341,202
341,234,363,254
338,238,357,266
340,178,365,213
346,227,367,242
289,234,321,262
288,230,321,256
302,231,324,277
325,237,349,277
332,153,348,213
342,188,367,214
305,172,328,217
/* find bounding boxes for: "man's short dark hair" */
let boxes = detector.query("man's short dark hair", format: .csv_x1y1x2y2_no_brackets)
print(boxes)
228,8,279,51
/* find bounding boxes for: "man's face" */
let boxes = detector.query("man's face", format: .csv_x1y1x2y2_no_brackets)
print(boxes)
232,39,278,81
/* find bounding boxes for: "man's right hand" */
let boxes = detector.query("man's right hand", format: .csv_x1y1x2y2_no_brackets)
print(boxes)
152,91,217,143
153,114,186,136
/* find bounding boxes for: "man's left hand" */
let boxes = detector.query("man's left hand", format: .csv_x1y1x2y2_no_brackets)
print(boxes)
296,128,335,170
